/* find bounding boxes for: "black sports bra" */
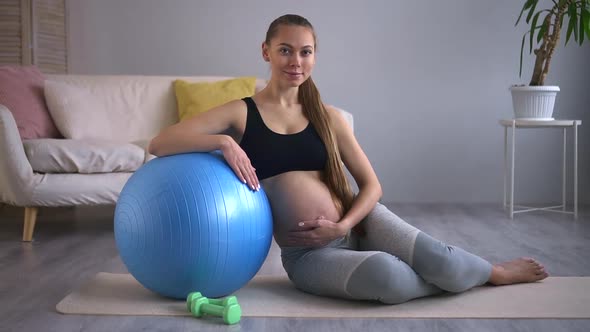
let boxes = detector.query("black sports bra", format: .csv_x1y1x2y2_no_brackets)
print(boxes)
239,97,328,180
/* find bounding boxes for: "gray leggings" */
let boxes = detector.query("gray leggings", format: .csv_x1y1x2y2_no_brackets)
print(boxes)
280,203,492,304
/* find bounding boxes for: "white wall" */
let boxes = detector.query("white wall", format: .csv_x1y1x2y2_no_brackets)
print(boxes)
67,0,590,204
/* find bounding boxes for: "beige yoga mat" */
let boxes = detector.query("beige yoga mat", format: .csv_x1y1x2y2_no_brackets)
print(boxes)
56,272,590,318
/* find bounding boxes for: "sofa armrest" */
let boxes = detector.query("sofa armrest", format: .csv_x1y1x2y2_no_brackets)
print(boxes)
0,104,37,205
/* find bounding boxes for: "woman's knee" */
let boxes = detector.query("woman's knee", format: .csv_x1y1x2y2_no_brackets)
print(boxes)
425,252,470,292
345,253,420,304
358,204,421,264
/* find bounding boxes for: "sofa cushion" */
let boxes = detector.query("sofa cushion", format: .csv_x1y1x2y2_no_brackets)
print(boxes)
130,139,157,163
43,80,116,140
174,77,257,121
0,65,61,139
23,139,145,173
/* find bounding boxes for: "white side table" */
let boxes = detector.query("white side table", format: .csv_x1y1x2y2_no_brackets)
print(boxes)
500,119,582,219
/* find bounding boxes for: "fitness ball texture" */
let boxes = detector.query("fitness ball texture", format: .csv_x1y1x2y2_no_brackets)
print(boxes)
114,152,273,299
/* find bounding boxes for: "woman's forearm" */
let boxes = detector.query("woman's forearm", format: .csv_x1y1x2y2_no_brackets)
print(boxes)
148,131,232,157
338,181,382,231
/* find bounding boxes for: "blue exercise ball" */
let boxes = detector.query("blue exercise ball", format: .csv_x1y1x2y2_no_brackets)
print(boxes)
114,152,273,299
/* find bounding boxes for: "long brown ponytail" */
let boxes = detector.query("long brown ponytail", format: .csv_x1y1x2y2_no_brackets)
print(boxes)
299,77,354,214
265,14,354,214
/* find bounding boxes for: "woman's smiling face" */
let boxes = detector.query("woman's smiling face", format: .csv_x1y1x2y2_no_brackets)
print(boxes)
263,25,316,87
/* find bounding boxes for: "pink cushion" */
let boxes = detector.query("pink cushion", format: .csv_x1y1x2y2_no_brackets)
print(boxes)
0,65,61,139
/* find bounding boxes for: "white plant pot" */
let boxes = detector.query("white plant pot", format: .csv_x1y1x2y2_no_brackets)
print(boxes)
509,85,560,120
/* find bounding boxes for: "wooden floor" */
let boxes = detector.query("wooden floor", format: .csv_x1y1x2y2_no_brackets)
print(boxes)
1,203,589,332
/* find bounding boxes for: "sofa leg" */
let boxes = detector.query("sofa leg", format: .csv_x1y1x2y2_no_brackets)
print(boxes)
22,207,38,242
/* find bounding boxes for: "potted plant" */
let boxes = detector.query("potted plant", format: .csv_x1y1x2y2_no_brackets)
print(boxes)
511,0,590,120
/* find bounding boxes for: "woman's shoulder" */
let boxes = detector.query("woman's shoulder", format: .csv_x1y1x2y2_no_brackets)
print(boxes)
324,104,346,123
210,98,249,115
324,104,338,114
324,104,353,134
193,98,249,128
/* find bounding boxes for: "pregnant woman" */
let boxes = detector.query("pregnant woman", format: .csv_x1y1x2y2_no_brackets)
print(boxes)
149,14,547,304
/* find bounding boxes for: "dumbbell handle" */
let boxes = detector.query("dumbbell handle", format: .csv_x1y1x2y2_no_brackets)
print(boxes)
208,296,235,306
190,300,242,325
187,292,238,311
200,302,226,316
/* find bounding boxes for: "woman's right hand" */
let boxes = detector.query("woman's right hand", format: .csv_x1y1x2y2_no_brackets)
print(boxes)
220,137,259,191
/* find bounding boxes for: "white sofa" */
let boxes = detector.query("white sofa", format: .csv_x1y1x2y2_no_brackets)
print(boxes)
0,74,353,241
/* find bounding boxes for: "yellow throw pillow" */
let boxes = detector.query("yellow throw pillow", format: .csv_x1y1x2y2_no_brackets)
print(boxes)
174,77,257,121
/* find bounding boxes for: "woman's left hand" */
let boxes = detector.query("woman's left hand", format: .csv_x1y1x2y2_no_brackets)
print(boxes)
286,216,348,247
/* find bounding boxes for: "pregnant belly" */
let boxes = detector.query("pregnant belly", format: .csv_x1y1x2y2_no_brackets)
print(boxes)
261,171,342,247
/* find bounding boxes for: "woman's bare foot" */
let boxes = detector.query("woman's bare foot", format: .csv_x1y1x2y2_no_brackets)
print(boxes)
488,257,549,285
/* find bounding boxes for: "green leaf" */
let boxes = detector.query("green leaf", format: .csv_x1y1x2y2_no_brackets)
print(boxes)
558,0,569,8
516,0,537,25
519,33,526,77
566,16,575,45
584,8,590,41
526,0,539,23
578,4,586,45
565,3,577,45
530,11,542,51
569,2,579,42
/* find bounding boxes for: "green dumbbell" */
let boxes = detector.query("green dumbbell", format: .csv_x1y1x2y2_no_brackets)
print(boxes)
190,297,241,325
186,292,238,311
